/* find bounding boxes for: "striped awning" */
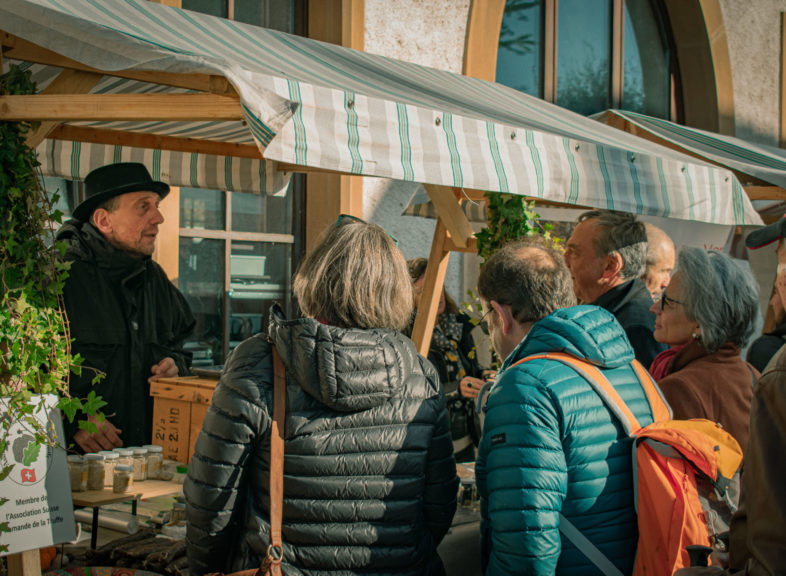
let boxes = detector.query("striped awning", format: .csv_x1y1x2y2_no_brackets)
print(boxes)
599,110,786,190
0,0,762,225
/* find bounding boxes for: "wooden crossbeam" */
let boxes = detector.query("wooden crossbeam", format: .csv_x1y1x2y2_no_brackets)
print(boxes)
48,124,262,159
745,185,786,201
0,94,242,121
26,69,104,148
1,32,236,95
424,184,474,248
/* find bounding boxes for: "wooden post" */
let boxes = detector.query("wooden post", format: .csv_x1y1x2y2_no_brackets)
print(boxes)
7,549,41,576
411,219,451,356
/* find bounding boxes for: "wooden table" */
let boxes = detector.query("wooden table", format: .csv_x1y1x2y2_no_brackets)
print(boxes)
72,480,183,549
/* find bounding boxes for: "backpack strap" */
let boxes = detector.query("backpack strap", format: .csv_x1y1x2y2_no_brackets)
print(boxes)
558,513,625,576
513,352,642,435
630,359,672,422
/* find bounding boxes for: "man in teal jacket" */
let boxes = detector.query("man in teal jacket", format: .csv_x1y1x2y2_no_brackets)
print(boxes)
476,239,658,575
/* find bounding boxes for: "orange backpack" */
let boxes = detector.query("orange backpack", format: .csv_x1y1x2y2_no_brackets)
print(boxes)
513,352,743,575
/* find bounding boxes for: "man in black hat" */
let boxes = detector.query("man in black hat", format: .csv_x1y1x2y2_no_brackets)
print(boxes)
57,162,195,453
745,216,786,372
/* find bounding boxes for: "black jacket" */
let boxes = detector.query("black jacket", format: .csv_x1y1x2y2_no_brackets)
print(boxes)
185,305,458,576
746,322,786,372
57,220,194,448
592,278,666,368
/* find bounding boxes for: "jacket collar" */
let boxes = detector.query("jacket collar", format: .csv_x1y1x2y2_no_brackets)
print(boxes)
591,278,652,314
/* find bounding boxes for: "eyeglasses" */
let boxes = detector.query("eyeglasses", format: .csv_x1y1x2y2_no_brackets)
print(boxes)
659,291,683,311
335,213,399,246
477,307,493,332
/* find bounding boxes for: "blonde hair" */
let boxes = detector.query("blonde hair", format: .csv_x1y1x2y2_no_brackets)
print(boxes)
294,219,413,330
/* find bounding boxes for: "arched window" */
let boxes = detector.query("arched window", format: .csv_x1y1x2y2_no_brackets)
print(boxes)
495,0,679,120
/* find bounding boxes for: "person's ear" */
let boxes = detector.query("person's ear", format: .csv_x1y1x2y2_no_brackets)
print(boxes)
601,251,624,279
490,300,515,335
92,208,113,235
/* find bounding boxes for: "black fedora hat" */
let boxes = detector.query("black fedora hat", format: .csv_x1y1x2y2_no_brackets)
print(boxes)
745,215,786,250
73,162,170,222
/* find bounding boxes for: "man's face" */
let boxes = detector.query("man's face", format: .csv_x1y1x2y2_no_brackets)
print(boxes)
644,240,675,299
96,191,164,258
563,219,607,303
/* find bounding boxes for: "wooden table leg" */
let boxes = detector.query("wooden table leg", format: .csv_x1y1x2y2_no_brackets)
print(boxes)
7,549,42,576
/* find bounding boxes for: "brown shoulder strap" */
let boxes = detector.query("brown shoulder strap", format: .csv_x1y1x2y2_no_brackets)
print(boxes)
260,346,286,575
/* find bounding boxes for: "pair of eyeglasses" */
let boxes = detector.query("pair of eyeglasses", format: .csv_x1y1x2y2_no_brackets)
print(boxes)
659,291,683,311
335,213,399,246
477,307,493,332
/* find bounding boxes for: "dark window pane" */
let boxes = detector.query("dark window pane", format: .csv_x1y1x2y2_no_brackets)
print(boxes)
229,242,291,352
179,237,225,366
496,0,542,97
556,0,611,115
234,0,295,32
181,0,227,17
623,0,669,118
231,191,292,234
180,188,225,230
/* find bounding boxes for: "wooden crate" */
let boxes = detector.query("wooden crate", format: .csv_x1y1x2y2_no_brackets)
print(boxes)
150,376,218,464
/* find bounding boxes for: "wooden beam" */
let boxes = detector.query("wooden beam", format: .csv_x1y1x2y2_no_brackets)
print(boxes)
0,94,242,121
781,13,786,148
463,0,506,81
424,184,474,248
1,32,236,95
445,235,478,253
7,549,41,576
745,185,786,202
48,124,262,159
26,69,103,148
411,219,450,356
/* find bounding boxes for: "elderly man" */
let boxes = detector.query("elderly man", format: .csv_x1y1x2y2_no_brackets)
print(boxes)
476,239,656,575
642,222,676,299
57,162,195,452
564,209,665,367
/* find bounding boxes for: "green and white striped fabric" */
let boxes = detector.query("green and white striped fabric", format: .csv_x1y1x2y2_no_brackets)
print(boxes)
601,110,786,190
1,0,762,224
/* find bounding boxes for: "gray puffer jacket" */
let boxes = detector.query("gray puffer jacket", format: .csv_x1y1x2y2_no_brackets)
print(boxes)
185,305,458,576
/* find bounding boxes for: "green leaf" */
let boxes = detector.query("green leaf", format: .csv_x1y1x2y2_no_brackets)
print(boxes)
22,441,40,467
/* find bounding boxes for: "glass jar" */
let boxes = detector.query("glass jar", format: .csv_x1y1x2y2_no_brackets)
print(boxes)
85,453,106,490
67,455,87,492
159,459,178,481
170,502,186,525
143,444,163,480
131,447,148,481
100,451,119,487
114,448,134,468
113,464,134,494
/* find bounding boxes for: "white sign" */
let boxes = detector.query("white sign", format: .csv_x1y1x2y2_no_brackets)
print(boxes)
0,395,76,556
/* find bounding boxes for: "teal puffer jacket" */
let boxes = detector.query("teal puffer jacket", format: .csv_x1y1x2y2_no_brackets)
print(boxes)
477,305,657,576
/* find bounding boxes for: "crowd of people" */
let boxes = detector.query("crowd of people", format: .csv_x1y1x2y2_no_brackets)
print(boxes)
60,161,785,575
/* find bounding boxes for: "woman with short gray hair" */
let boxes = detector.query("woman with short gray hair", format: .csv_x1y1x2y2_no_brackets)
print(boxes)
649,247,759,451
186,216,458,576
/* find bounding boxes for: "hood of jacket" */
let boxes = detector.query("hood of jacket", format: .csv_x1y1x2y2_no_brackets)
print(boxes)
502,304,635,371
56,219,148,282
267,304,423,412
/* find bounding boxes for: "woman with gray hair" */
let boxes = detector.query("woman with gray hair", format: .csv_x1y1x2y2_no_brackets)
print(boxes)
185,216,458,576
649,247,760,452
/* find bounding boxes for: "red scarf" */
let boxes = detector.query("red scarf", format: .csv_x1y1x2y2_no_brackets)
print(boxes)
648,344,686,382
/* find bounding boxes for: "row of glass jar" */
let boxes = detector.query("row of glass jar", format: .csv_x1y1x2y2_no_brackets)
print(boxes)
67,445,184,492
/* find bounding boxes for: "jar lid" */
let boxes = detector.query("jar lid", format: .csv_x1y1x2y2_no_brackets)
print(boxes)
85,453,105,461
101,452,119,460
67,455,83,462
115,464,134,472
173,502,186,509
114,449,134,456
143,444,163,453
132,448,148,455
176,466,188,474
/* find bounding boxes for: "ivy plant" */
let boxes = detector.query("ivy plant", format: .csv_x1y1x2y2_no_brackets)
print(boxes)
0,65,104,553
